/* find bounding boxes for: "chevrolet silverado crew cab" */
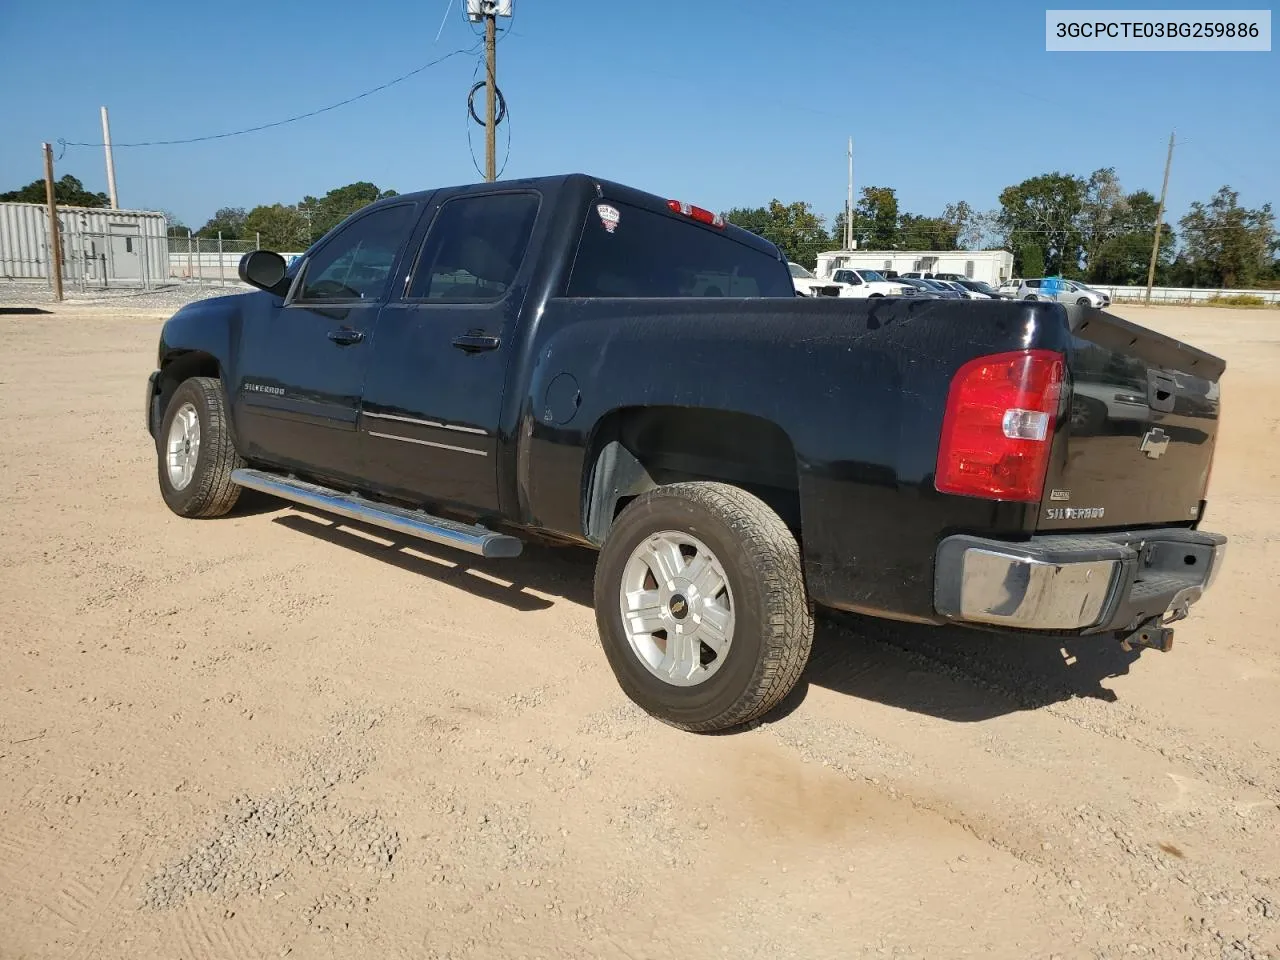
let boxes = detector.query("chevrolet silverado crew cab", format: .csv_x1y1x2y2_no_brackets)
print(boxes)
145,173,1227,733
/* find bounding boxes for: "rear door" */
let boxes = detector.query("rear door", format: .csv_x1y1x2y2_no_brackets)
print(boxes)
1039,311,1223,530
356,189,543,514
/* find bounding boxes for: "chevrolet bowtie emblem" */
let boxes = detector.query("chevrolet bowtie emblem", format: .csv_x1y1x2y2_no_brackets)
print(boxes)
1140,427,1170,460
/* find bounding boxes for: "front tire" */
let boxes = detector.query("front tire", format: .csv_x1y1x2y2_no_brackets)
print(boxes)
593,482,814,733
157,376,243,518
1076,297,1091,306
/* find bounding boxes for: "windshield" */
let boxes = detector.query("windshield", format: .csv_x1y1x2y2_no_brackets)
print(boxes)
788,263,815,279
921,279,950,290
968,281,998,294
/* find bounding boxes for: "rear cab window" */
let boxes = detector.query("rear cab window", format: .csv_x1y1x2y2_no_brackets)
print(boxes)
566,201,792,298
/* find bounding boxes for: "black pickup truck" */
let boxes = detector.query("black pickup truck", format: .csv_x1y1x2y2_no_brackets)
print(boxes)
145,173,1228,732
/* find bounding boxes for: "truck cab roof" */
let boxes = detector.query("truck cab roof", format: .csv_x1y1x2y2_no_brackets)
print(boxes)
348,173,783,263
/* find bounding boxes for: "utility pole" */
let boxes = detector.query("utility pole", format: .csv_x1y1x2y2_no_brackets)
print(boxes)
485,13,497,181
467,0,511,182
845,137,854,250
1145,130,1175,304
100,106,119,209
42,142,64,302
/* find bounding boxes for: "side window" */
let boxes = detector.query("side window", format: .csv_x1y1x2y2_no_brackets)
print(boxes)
407,193,540,302
1026,279,1041,288
296,204,417,302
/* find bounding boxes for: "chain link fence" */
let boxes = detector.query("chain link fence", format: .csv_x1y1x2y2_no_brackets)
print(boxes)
164,234,308,287
167,234,255,287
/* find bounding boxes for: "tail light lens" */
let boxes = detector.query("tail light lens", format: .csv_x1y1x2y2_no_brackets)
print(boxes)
667,199,725,228
935,349,1065,502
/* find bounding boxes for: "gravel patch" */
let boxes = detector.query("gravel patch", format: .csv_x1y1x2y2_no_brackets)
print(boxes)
1,280,250,311
141,710,398,909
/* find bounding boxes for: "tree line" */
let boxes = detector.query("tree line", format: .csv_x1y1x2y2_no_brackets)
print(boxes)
175,181,398,252
726,169,1276,288
5,169,1276,288
0,174,396,254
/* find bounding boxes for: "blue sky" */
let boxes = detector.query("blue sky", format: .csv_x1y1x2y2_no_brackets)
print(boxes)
1,0,1275,232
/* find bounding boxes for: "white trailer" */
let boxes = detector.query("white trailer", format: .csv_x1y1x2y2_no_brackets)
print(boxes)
814,249,1014,286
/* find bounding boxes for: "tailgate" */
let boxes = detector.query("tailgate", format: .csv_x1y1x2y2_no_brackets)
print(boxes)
1039,308,1224,531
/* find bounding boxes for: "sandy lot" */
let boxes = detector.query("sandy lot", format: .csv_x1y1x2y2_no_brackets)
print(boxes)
1,299,1277,960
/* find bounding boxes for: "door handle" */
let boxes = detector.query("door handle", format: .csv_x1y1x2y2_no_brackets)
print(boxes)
452,334,501,353
328,327,365,346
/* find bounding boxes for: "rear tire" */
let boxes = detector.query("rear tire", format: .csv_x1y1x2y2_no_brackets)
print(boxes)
593,482,814,733
1023,294,1038,301
157,376,243,518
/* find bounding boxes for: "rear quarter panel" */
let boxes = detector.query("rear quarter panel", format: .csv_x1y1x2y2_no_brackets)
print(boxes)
518,296,1073,621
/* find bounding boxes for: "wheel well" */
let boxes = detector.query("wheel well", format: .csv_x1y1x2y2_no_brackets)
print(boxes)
157,351,221,422
583,406,801,544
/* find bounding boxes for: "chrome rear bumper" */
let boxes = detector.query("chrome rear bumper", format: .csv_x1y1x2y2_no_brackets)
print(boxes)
934,528,1227,634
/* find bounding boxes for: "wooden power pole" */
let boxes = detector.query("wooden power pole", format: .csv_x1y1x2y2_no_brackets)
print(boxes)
42,142,64,302
1145,131,1175,304
485,11,497,181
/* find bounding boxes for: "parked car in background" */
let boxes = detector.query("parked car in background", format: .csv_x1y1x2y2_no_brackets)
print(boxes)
789,262,848,297
830,268,911,298
933,279,992,300
955,279,1007,299
894,277,952,298
917,278,966,299
1009,278,1112,308
1072,280,1113,307
997,278,1022,298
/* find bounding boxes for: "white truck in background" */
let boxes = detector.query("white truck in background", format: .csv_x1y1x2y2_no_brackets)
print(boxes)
829,268,911,298
788,262,851,297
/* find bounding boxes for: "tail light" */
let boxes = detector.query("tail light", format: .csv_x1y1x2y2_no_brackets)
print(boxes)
935,349,1065,502
667,199,725,229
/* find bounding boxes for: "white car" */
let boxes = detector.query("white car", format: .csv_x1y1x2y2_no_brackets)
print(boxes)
1008,278,1112,308
788,262,850,297
829,268,910,298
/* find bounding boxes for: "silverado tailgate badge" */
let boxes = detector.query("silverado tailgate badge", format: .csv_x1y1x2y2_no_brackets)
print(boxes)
1140,427,1171,460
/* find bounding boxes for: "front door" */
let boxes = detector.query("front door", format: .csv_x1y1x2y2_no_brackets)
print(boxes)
358,190,543,514
233,201,422,484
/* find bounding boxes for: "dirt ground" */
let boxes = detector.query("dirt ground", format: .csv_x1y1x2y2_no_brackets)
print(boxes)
1,298,1277,960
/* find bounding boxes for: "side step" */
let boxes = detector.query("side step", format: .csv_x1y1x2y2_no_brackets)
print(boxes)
230,468,523,559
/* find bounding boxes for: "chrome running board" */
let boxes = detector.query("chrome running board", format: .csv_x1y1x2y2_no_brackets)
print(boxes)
230,468,523,559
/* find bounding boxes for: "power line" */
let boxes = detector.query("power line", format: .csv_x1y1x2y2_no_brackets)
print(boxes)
57,42,481,149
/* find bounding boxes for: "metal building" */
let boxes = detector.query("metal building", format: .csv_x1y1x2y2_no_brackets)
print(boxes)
0,201,169,289
814,248,1015,286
